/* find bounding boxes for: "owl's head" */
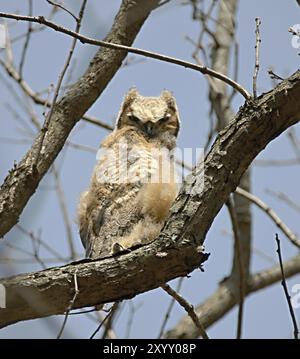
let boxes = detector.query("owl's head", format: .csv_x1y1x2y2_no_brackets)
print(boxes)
115,88,180,139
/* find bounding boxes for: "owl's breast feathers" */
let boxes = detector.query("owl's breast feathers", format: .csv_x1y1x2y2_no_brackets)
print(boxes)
77,89,180,259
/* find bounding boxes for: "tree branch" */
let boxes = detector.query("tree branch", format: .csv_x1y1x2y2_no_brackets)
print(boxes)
0,11,251,99
236,187,300,249
33,0,88,167
226,197,245,339
164,251,300,338
252,17,261,98
275,234,299,339
197,0,253,281
161,283,209,339
0,0,160,238
1,70,300,328
0,58,113,130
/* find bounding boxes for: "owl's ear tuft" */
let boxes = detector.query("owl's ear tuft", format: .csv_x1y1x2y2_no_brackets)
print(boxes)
115,88,140,129
160,90,181,136
126,87,140,100
160,90,176,108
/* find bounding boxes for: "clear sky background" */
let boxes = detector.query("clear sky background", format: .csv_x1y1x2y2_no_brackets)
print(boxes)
0,0,300,339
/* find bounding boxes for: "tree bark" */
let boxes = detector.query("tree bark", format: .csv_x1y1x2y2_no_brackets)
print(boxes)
0,0,160,238
1,70,300,328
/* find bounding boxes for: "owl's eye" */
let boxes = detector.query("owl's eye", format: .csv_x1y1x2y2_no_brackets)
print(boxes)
159,114,171,123
128,115,141,123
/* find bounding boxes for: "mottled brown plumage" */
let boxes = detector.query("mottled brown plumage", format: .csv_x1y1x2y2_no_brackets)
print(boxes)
77,88,180,259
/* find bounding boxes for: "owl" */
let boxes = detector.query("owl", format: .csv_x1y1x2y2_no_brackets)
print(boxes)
77,88,180,259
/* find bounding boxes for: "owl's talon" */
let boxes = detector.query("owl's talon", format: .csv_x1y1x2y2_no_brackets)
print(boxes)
112,242,131,255
112,243,124,254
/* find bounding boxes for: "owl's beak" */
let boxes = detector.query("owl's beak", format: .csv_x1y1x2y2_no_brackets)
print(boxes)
145,122,155,137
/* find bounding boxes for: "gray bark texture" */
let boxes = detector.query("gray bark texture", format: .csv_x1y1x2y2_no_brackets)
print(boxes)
1,69,300,328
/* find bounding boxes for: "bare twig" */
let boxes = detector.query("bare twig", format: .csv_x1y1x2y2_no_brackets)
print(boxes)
190,0,218,56
121,55,146,68
81,115,113,130
0,4,60,54
3,101,35,135
16,224,68,262
0,0,163,240
0,11,251,99
29,229,47,269
57,272,79,339
3,21,13,64
1,225,68,269
229,41,239,102
156,0,172,9
226,197,245,340
0,58,113,130
90,302,119,339
19,0,33,78
161,283,209,339
288,128,300,159
66,141,97,154
0,68,40,130
158,278,184,338
196,0,253,305
46,0,79,21
165,250,300,339
235,187,300,249
2,240,37,258
266,189,300,214
34,0,88,166
253,17,261,98
275,234,299,339
69,308,97,316
42,84,53,117
52,165,76,260
125,301,142,339
1,68,300,330
223,228,277,265
100,302,119,339
268,68,284,81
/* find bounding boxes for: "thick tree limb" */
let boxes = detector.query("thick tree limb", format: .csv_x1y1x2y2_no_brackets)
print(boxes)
0,0,160,238
1,70,300,328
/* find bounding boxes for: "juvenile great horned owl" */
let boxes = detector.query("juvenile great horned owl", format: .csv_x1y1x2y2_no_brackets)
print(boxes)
77,88,180,259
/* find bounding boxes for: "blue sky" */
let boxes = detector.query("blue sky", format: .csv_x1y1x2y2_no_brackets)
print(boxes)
0,0,300,338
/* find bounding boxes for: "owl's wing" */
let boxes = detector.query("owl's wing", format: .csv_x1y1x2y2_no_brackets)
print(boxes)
78,144,145,259
78,193,111,257
81,184,142,259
